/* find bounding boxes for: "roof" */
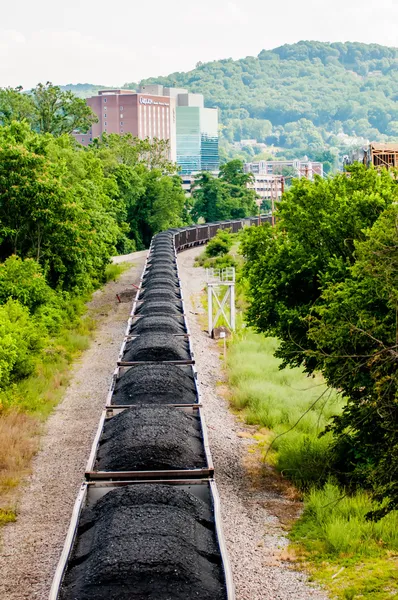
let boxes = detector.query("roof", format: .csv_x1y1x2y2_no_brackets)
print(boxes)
370,143,398,152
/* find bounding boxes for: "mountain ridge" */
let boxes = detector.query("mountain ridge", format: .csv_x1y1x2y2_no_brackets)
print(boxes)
61,40,398,167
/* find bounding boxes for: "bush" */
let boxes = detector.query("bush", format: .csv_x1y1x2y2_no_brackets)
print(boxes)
0,300,44,388
205,229,233,257
0,256,54,312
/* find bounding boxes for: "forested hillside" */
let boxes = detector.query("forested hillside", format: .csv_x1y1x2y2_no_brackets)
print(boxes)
63,41,398,167
138,41,398,165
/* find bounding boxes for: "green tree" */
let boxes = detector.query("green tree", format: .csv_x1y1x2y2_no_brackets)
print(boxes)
242,164,397,372
0,87,35,126
0,122,120,291
31,82,97,135
308,205,398,514
192,160,257,222
241,165,398,513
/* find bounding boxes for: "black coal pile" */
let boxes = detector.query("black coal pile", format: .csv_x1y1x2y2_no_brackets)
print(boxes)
145,260,177,271
141,278,179,292
111,364,197,405
139,287,181,301
135,300,183,316
143,266,177,280
95,406,206,471
122,334,190,362
152,242,173,250
60,485,226,600
130,315,186,335
149,251,175,261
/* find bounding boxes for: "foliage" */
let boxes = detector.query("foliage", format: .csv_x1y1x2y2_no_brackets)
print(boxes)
192,160,257,222
240,165,398,514
0,83,97,135
0,256,54,312
0,123,120,291
0,300,42,388
140,40,398,163
307,205,398,515
0,87,36,126
205,229,233,257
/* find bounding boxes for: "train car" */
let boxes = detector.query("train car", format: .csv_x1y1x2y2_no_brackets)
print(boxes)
49,480,234,600
49,216,271,600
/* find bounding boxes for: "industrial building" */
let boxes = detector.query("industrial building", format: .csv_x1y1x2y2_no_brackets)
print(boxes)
74,85,219,174
244,159,324,179
344,142,398,169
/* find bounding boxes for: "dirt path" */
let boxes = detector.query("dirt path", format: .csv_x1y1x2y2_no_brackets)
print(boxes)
0,251,147,600
178,246,328,600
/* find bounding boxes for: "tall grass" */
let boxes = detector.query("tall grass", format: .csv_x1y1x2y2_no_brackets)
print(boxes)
227,333,343,488
226,330,398,599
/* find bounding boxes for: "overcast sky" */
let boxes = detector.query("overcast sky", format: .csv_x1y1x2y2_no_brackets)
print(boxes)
2,0,398,89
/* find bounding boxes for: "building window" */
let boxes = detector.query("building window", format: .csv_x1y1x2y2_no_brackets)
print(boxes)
120,121,123,125
104,122,107,126
120,129,124,133
90,137,92,141
120,113,123,118
104,98,107,102
120,106,123,111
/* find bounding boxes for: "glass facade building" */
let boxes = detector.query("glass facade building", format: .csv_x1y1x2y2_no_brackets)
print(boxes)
176,106,219,174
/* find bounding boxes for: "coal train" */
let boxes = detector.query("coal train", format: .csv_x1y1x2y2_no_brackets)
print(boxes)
49,216,271,600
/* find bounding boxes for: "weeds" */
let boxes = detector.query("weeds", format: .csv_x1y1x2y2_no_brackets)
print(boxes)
104,262,132,282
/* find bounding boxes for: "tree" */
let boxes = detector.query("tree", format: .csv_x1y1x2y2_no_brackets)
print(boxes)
192,160,257,222
0,87,35,126
241,164,398,372
241,165,398,514
308,205,398,515
31,82,97,135
0,122,120,291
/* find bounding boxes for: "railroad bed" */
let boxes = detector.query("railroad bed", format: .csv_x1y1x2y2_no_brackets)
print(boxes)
50,217,271,600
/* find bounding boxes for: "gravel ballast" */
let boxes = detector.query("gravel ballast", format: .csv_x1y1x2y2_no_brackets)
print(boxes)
122,333,191,362
95,406,206,472
111,364,197,405
60,485,226,600
177,246,329,600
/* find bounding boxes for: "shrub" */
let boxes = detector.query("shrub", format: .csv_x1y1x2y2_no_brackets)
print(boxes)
205,229,233,257
0,300,43,388
0,256,54,312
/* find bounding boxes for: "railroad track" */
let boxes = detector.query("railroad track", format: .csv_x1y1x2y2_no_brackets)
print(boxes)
49,217,271,600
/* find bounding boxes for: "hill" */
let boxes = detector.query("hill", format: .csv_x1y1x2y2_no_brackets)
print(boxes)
64,41,398,168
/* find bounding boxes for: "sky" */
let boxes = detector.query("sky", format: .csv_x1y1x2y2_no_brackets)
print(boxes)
2,0,398,89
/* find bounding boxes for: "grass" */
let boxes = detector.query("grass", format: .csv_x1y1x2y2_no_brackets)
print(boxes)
226,330,398,599
104,261,132,282
227,333,342,487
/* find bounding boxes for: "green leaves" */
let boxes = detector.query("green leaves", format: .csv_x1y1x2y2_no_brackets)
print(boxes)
241,166,398,514
0,83,97,136
192,160,257,222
